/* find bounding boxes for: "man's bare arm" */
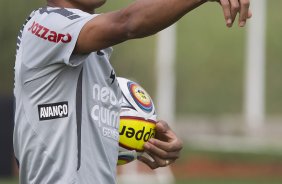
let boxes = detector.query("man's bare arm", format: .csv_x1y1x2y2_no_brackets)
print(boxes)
75,0,207,53
75,0,251,54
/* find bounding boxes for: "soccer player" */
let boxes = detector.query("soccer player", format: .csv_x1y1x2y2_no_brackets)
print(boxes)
14,0,251,183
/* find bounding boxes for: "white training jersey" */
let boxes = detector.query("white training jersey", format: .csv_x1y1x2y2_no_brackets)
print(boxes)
14,7,122,184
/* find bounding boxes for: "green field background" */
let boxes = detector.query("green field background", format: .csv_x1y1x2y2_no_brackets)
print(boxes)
1,1,282,183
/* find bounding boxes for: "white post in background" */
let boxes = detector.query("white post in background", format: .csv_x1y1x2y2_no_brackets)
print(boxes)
155,25,177,126
155,24,177,184
118,25,177,184
245,0,267,130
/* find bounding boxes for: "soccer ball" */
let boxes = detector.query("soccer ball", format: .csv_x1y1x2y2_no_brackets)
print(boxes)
117,77,157,165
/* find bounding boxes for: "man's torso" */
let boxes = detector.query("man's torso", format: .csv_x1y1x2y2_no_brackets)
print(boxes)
14,7,121,184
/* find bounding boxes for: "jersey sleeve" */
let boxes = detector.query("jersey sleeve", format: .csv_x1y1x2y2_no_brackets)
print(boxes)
22,9,97,68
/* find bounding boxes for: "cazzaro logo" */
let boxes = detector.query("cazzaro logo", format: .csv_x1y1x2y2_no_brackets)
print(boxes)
91,84,120,141
28,21,72,43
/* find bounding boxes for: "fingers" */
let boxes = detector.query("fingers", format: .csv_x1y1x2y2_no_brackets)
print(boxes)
155,120,169,134
229,0,240,24
220,0,232,27
217,0,251,27
147,138,182,153
154,120,172,141
138,152,175,169
238,0,251,27
139,120,183,169
138,155,158,169
144,140,181,160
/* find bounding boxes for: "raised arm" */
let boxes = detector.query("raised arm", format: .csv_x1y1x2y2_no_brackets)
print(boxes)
75,0,251,53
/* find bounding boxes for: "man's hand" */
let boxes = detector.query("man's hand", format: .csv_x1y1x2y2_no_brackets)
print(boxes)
209,0,252,27
138,120,183,169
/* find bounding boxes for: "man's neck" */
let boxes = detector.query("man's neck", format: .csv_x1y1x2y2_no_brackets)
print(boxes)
47,0,95,14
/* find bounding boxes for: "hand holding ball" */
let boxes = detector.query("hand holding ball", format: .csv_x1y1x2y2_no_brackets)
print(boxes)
117,77,157,165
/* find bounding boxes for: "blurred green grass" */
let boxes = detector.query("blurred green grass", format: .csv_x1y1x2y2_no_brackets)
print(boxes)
2,146,282,184
0,178,17,184
181,145,282,163
176,179,282,184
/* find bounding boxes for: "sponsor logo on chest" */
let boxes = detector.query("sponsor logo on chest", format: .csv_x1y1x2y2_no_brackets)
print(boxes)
38,101,68,121
28,21,72,43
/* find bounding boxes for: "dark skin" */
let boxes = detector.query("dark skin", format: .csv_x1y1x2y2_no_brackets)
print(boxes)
47,0,251,169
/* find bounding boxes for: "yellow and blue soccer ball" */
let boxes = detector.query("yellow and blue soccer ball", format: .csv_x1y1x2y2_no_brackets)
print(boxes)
117,77,157,165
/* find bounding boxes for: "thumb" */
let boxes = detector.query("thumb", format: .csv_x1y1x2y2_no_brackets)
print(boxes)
156,120,169,133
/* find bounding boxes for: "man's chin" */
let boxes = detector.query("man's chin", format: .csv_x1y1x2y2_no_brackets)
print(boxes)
94,0,106,8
